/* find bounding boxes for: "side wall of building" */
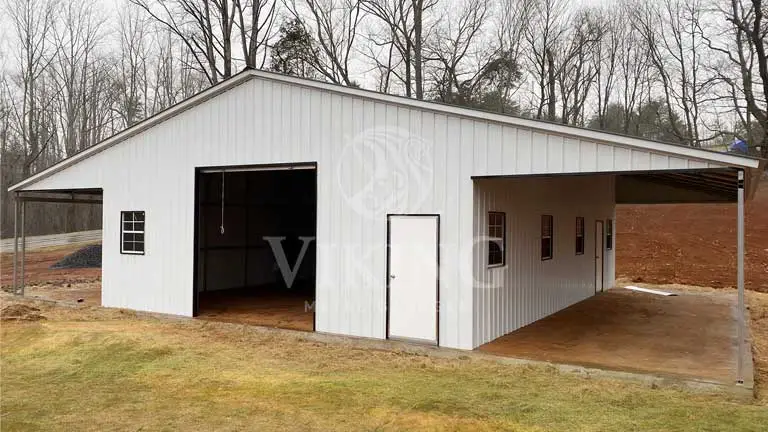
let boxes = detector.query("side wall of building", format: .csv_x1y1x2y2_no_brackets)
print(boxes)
472,176,616,347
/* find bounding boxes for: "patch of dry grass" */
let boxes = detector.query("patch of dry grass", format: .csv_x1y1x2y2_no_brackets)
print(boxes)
748,290,768,403
1,294,767,431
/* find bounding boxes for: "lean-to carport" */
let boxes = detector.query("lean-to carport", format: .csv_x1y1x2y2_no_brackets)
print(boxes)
8,189,103,296
474,165,763,385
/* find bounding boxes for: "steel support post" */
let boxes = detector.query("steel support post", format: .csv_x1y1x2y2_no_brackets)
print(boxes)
736,169,745,385
12,196,19,294
20,200,26,296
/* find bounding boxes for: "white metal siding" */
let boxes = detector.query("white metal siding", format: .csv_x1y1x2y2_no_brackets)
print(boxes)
472,176,616,346
20,75,723,349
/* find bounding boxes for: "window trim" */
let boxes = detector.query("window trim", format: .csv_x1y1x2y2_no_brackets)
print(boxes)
606,219,614,250
541,214,553,261
487,211,506,267
120,211,146,255
575,216,585,255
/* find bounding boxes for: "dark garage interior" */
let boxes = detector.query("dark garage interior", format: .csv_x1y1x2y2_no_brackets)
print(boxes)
194,167,317,331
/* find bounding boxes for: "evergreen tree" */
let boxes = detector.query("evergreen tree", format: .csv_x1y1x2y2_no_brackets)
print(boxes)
270,19,320,80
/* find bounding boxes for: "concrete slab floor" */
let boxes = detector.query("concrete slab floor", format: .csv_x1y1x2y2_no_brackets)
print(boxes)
478,288,750,388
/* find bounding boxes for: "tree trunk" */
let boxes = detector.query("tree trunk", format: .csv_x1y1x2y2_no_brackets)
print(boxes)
413,0,423,100
546,49,556,121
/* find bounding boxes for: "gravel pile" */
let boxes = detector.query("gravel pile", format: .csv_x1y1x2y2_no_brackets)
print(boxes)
50,244,102,269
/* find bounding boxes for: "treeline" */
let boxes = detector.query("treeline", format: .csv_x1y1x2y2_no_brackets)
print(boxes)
1,0,766,237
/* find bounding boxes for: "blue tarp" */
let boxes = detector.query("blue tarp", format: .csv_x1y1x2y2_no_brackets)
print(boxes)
729,139,749,153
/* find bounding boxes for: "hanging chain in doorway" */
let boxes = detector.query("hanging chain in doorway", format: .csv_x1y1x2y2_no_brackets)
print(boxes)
220,171,225,235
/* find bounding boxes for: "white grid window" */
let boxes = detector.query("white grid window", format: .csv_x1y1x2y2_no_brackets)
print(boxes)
121,211,145,255
488,212,506,267
575,217,585,255
541,215,553,260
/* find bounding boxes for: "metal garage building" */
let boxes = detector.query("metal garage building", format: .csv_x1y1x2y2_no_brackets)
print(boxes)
8,69,765,351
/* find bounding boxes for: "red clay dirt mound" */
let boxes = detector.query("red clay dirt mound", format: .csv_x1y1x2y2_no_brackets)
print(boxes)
617,178,768,292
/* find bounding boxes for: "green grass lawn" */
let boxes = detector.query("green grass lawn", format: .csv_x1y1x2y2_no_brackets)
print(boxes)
1,299,767,431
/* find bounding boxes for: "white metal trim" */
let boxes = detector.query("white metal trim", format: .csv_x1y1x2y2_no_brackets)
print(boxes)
120,249,144,255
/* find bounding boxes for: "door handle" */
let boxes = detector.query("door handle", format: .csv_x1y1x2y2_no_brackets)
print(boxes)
389,274,396,280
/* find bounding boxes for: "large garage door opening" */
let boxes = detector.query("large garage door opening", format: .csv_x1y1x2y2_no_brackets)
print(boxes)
193,165,317,331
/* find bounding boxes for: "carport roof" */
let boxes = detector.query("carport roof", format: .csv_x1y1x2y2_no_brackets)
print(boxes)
8,68,766,200
615,169,752,204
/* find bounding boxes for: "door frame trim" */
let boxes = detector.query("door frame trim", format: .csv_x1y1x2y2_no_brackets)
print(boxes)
594,219,604,294
192,163,319,334
385,213,440,345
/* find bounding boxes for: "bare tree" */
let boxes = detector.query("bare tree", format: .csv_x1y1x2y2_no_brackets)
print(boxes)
284,0,362,85
115,3,150,127
49,0,106,156
145,27,205,112
592,5,621,130
129,0,239,85
5,0,60,176
362,0,437,98
0,73,20,237
555,8,603,125
234,0,277,69
633,0,720,146
425,0,488,103
707,0,767,156
524,0,568,121
617,2,653,135
493,0,532,109
79,58,115,148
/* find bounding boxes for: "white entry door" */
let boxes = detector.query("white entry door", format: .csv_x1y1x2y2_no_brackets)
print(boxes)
387,215,439,344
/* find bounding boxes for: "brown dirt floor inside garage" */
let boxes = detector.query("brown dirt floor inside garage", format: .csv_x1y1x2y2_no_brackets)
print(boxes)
197,289,314,332
616,178,768,292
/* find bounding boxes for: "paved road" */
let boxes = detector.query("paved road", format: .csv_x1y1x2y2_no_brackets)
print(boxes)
0,230,102,253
